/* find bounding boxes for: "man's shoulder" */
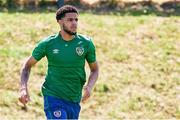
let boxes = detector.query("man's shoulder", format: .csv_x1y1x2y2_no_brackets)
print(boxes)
37,33,58,45
76,33,92,42
42,34,58,42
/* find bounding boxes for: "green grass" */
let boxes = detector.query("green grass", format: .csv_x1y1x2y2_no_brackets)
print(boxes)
0,11,179,119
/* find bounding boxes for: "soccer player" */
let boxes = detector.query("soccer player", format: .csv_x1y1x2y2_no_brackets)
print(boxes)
19,5,99,119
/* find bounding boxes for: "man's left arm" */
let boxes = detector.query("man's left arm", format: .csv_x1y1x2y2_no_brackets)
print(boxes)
81,61,99,102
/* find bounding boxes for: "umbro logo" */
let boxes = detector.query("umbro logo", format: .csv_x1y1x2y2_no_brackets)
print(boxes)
78,41,83,45
53,49,59,54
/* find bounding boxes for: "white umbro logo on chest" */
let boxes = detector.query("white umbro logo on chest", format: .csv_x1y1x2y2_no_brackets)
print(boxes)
78,41,83,44
53,49,59,54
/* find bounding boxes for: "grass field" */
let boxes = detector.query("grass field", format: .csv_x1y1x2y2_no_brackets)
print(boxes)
0,11,180,119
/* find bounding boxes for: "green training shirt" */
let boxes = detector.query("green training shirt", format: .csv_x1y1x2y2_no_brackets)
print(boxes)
32,33,96,103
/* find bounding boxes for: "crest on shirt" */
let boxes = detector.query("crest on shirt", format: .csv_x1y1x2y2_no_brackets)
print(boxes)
53,110,61,117
76,47,84,56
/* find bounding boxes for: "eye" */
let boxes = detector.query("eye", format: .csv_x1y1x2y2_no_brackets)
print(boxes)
68,18,73,22
67,18,78,22
75,18,78,22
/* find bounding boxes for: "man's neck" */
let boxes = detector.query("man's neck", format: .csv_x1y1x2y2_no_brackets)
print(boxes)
60,30,74,41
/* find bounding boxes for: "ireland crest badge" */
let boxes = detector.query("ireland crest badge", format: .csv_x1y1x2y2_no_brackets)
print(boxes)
76,47,84,56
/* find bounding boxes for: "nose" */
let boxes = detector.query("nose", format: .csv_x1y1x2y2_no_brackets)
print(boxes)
72,19,77,24
72,21,77,27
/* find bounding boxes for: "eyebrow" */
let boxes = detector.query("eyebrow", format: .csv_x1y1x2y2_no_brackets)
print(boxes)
66,18,78,20
66,17,78,18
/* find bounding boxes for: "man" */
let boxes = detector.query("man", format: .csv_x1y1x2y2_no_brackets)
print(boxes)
19,5,99,119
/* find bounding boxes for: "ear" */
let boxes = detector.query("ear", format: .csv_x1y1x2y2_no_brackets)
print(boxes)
57,19,60,23
57,19,62,25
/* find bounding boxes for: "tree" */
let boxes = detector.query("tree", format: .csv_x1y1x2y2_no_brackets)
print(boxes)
57,0,64,8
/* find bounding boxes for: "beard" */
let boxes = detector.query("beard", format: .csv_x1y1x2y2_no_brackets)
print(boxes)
63,24,77,35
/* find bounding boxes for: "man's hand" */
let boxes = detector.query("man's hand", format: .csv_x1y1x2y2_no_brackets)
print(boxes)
19,88,30,105
81,61,99,103
81,86,92,103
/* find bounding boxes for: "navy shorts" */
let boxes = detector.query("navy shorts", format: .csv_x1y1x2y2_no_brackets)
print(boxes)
43,95,81,119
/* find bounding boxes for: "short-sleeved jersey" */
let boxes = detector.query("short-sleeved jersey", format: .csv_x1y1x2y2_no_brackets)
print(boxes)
32,33,96,102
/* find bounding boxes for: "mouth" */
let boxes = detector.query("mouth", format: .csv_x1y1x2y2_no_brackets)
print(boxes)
71,27,77,32
71,26,77,29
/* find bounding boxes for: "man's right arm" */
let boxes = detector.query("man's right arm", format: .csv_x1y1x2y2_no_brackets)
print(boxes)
19,56,37,105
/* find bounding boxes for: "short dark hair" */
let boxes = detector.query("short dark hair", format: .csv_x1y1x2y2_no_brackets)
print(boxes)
56,5,79,20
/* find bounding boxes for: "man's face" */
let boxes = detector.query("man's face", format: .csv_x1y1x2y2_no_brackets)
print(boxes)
58,13,78,35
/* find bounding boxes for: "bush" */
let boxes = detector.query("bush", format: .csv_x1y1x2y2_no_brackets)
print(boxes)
0,0,18,7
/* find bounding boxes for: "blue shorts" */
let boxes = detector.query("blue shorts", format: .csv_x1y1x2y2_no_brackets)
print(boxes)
43,95,81,119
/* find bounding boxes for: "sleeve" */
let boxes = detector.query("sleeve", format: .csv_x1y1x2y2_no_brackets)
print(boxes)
85,40,96,63
32,39,47,61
